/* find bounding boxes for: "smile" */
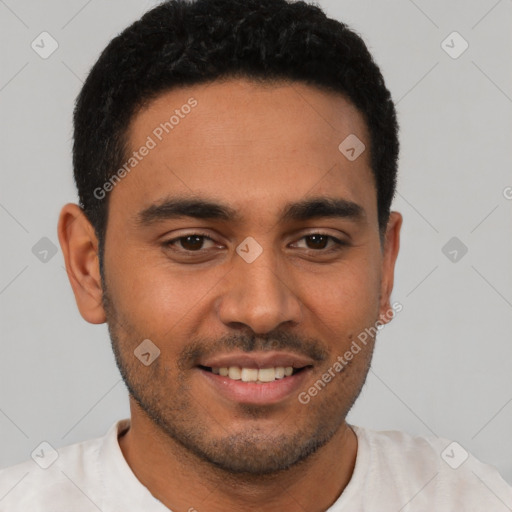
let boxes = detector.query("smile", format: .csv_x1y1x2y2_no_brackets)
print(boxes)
200,365,305,383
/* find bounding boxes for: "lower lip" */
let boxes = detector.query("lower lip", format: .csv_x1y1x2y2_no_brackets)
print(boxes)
198,367,312,405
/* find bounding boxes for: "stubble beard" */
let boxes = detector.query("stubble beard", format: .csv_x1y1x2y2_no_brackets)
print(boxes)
101,283,373,476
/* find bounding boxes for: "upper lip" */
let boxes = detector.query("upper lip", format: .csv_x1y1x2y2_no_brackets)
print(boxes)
198,351,315,369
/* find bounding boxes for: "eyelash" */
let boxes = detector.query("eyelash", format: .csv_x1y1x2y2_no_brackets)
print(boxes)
163,232,347,255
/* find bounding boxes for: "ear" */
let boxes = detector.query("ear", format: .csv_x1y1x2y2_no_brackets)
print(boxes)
378,211,402,325
57,203,106,324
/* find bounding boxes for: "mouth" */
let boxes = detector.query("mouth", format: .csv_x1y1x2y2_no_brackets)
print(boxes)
195,352,315,405
198,365,308,383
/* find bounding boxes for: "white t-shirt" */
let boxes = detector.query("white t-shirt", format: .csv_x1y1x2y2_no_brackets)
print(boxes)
1,418,511,511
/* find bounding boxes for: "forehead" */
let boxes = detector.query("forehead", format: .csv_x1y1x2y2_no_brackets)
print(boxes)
109,78,376,226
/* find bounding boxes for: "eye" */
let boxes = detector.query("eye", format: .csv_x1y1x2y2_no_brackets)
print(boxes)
163,232,347,256
164,233,219,252
291,233,346,251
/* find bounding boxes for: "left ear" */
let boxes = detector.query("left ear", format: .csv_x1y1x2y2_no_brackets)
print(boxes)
378,211,402,324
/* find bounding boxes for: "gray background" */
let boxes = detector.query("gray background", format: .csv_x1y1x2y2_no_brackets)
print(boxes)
1,0,511,487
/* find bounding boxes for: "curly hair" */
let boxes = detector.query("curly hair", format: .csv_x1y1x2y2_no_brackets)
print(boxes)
73,0,399,261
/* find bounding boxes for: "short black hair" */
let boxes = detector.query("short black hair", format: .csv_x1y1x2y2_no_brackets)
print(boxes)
73,0,399,267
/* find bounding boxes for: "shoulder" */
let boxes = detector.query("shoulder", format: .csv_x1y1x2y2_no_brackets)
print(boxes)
350,425,512,509
0,420,126,512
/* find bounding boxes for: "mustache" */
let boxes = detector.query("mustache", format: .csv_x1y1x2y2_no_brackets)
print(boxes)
178,330,329,369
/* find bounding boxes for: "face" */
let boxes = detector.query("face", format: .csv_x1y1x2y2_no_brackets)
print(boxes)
94,78,400,474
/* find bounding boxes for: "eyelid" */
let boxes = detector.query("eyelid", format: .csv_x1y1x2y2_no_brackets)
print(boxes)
164,231,220,248
289,232,347,250
294,227,348,241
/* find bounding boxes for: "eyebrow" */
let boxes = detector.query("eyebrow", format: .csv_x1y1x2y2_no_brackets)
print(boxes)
135,195,365,227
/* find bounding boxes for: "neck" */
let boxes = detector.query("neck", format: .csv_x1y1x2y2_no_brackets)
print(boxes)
118,400,358,512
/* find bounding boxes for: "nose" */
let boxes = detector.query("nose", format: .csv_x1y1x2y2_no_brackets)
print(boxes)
216,245,303,334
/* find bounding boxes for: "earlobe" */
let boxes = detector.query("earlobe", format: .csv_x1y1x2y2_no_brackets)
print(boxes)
378,211,402,324
57,203,107,324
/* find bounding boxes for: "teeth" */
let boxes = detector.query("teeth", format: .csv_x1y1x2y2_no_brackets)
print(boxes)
228,367,241,380
212,366,296,382
241,368,259,382
258,368,276,382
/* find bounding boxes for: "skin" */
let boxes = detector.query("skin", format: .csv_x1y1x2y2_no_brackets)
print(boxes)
58,78,402,512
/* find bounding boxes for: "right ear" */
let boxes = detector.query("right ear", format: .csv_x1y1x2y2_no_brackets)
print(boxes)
57,203,106,324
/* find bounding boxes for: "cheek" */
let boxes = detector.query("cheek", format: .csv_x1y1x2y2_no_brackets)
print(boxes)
105,235,382,343
106,249,226,336
298,256,382,334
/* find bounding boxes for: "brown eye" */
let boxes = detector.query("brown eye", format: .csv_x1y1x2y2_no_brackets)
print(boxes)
304,234,330,250
292,233,345,251
164,233,217,252
179,235,205,251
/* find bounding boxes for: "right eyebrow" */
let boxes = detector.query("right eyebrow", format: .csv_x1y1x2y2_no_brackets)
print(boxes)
135,197,241,227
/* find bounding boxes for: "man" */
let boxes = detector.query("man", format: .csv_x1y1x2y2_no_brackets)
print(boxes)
1,0,511,510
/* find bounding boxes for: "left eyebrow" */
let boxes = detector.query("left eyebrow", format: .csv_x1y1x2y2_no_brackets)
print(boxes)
279,196,366,223
134,195,366,227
